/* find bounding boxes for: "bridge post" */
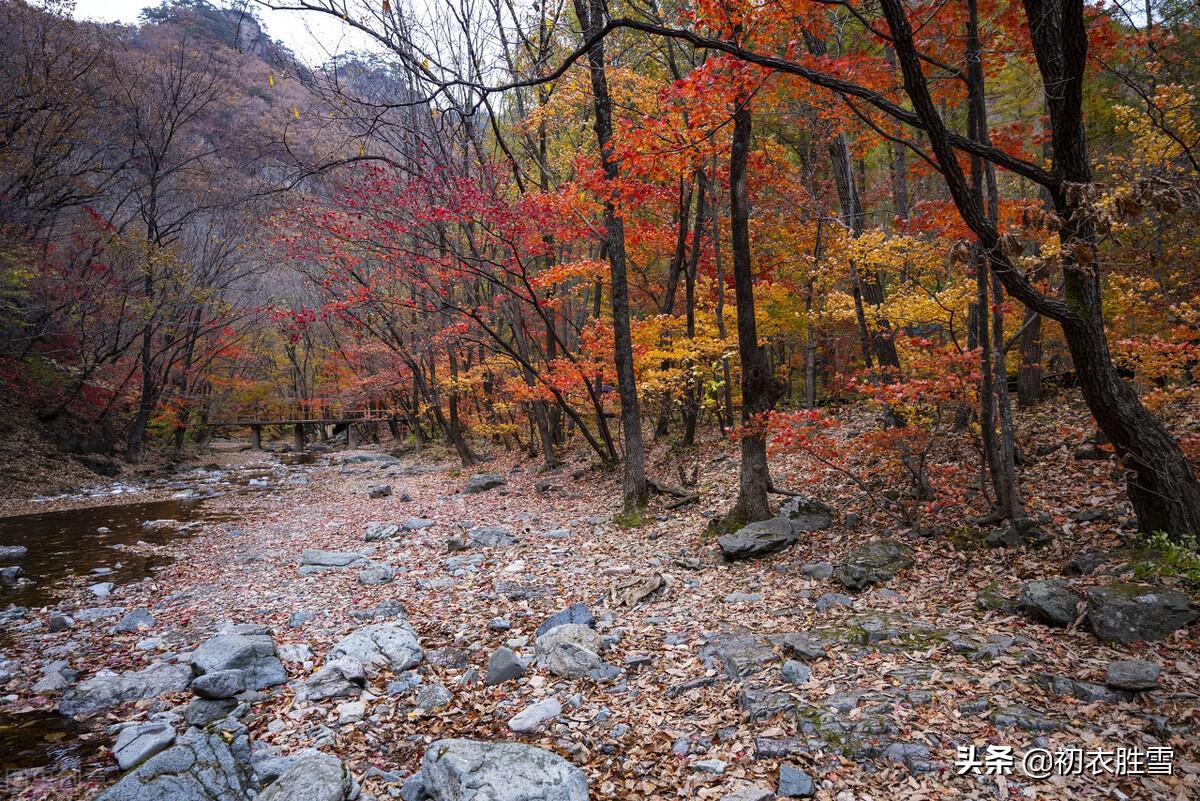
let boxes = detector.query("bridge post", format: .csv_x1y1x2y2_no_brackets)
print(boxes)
293,423,306,452
250,425,262,451
347,424,360,448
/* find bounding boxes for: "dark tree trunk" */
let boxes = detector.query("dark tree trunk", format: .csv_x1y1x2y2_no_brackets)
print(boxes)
1017,309,1043,406
881,0,1200,538
729,99,784,522
575,0,647,513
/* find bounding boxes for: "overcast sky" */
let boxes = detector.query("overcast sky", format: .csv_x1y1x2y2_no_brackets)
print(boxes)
71,0,381,65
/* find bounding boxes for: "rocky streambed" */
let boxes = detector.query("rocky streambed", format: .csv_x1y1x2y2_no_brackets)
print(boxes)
0,444,1197,801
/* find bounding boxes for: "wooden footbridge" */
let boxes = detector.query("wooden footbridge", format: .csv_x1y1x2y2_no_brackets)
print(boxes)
208,407,402,451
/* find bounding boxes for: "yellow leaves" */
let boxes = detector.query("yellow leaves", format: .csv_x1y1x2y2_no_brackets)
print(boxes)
268,73,275,88
292,106,300,120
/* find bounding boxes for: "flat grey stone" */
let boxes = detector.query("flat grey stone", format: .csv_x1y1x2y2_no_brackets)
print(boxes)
464,474,506,494
259,753,355,801
95,726,251,801
719,518,799,560
836,539,914,591
113,722,176,771
60,663,192,718
1105,659,1160,691
421,738,587,801
1087,583,1199,643
535,603,595,637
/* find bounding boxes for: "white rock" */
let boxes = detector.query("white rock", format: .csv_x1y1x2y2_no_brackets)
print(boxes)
507,697,562,733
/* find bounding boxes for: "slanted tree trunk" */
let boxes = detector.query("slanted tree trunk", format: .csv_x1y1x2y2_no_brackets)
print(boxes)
574,0,647,513
729,98,785,523
881,0,1200,538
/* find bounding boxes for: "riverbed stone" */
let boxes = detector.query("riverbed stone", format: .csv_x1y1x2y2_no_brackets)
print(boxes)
485,647,525,685
508,697,561,733
59,663,193,717
536,602,595,637
364,522,400,542
778,763,814,798
420,738,588,801
300,550,366,570
191,630,286,690
1106,659,1160,691
306,657,365,701
836,539,914,591
402,517,436,531
185,697,239,727
112,722,176,771
414,684,452,714
329,622,423,672
467,525,518,548
259,752,356,801
191,669,246,700
1018,579,1083,627
1087,583,1199,643
358,562,395,585
89,581,115,597
112,608,155,634
719,518,799,560
536,623,614,679
464,474,506,494
367,484,392,499
94,725,252,801
0,545,27,560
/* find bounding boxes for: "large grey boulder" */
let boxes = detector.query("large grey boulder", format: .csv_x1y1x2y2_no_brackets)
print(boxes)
1087,583,1198,643
421,739,588,801
535,624,613,679
836,539,914,591
329,622,423,672
464,474,507,494
258,753,357,801
191,626,286,690
777,498,834,531
718,519,799,560
59,663,192,718
1018,579,1083,627
113,722,176,770
467,526,518,548
94,725,252,801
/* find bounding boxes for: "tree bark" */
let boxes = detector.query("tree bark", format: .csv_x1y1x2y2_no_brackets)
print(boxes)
729,99,784,522
575,0,647,513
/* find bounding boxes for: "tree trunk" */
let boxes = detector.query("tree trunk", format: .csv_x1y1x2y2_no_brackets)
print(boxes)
1017,309,1043,406
882,0,1200,537
729,99,784,523
575,0,647,513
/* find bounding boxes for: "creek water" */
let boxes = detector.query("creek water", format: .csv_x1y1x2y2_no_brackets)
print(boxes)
0,456,313,773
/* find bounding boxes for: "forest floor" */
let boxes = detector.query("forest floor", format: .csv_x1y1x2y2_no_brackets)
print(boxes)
1,391,1198,801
